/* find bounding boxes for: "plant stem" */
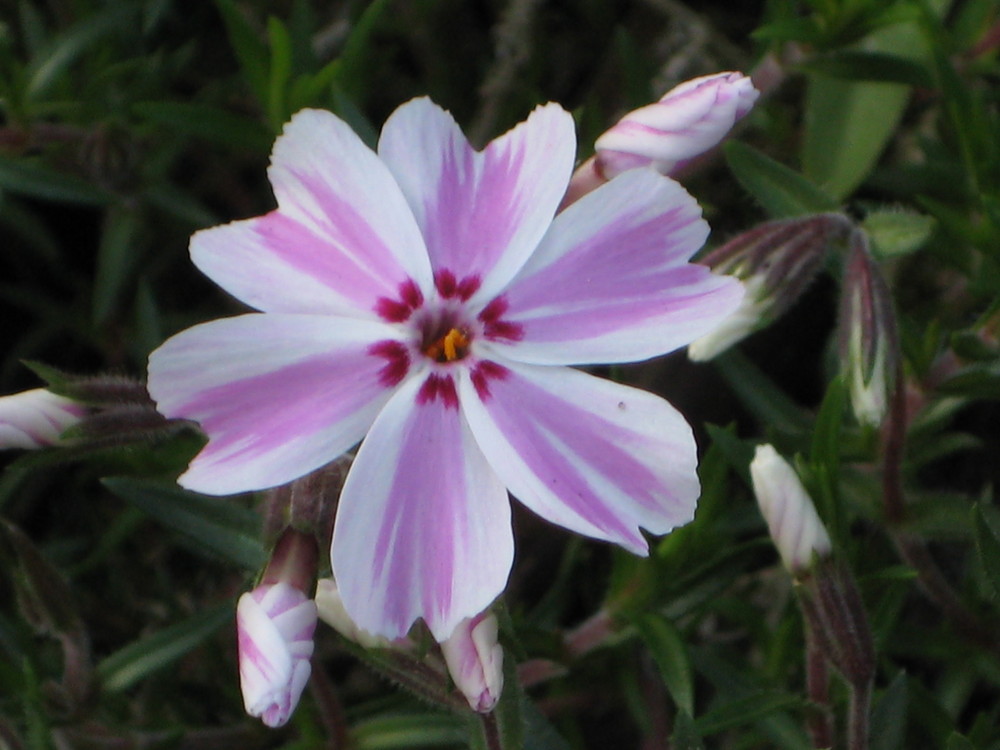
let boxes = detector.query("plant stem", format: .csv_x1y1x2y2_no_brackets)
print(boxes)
847,679,872,750
480,711,504,750
805,625,833,749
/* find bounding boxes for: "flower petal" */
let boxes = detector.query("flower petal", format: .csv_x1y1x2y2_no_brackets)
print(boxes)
378,98,576,303
332,374,513,641
459,359,699,554
193,109,433,318
148,314,410,495
490,169,744,365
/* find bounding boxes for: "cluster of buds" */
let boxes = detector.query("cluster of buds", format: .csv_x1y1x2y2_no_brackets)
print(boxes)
750,445,875,692
688,213,853,361
562,71,758,206
837,230,900,427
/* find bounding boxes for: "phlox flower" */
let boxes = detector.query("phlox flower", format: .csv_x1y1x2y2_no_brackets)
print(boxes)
147,98,743,641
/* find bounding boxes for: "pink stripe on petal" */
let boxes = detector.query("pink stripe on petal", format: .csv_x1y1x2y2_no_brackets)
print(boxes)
460,360,699,554
148,314,408,495
332,375,512,641
497,169,743,365
378,98,576,303
267,108,433,296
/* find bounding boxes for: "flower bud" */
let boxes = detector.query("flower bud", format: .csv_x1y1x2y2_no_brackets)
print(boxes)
0,389,85,450
594,71,758,180
688,213,852,361
750,444,832,576
237,530,318,728
315,577,393,650
440,611,504,713
838,230,899,427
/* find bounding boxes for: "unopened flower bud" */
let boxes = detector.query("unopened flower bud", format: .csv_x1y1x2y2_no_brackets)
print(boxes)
315,577,393,650
0,389,85,450
688,213,852,360
750,444,832,575
594,71,758,180
237,530,318,728
440,611,504,713
838,230,899,427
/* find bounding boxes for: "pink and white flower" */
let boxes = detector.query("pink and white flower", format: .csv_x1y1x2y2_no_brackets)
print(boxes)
0,388,85,449
147,98,743,641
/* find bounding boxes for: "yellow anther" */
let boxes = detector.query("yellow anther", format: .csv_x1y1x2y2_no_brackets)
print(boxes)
442,328,468,362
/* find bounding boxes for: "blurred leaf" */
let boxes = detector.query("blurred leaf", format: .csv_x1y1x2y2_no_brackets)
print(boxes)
693,691,803,735
0,155,112,205
972,504,1000,598
809,376,846,541
330,0,394,103
863,209,936,259
213,0,269,107
133,101,272,153
522,693,571,750
800,50,934,86
937,364,1000,400
92,205,140,326
96,602,231,692
489,653,525,750
634,613,694,715
102,477,264,569
671,710,704,750
0,520,84,637
871,672,909,750
26,6,135,100
724,142,839,218
266,16,293,130
714,350,813,435
946,734,978,750
353,713,466,749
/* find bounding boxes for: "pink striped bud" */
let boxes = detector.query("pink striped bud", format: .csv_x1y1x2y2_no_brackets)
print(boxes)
594,71,758,180
0,389,85,449
440,611,504,713
315,577,394,649
237,530,318,728
750,445,832,575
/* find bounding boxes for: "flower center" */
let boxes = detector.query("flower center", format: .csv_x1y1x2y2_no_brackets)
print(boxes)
423,327,470,363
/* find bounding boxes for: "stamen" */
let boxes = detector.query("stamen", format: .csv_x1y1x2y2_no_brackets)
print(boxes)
425,327,469,362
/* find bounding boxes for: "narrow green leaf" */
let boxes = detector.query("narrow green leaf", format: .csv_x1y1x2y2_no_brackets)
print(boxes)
972,504,1000,598
133,101,271,153
92,206,140,326
493,653,526,750
634,613,694,715
809,376,846,541
670,710,704,750
213,0,269,106
946,733,977,750
714,350,813,435
693,691,803,736
870,672,908,750
330,0,394,102
353,713,466,749
0,155,112,205
96,603,231,692
266,16,293,130
102,477,264,569
724,141,838,218
800,50,934,87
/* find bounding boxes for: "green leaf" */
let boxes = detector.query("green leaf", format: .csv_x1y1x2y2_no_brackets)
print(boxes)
633,613,694,715
946,733,978,750
724,141,839,218
937,364,1000,400
133,101,272,153
330,0,394,102
693,691,803,736
102,477,264,570
213,0,269,106
96,603,231,692
809,376,846,541
801,3,949,199
266,16,293,130
862,209,936,259
670,710,704,750
871,672,908,750
92,206,141,326
713,350,813,435
353,713,466,749
972,504,1000,598
0,155,112,205
799,50,933,87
